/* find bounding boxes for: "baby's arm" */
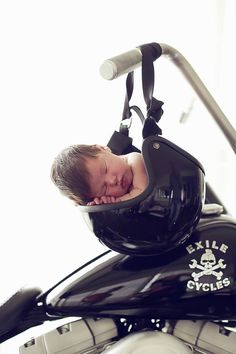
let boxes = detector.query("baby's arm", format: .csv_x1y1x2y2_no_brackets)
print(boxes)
118,189,142,202
124,152,148,197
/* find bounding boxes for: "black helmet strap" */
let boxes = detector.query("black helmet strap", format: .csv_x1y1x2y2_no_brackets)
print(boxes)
108,42,164,154
121,42,164,139
140,43,164,138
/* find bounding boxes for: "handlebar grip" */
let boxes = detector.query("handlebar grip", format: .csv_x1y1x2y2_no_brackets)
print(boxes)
99,48,142,80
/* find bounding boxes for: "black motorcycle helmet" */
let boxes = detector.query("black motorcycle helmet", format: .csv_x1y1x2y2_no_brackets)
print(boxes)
79,43,205,256
80,134,205,256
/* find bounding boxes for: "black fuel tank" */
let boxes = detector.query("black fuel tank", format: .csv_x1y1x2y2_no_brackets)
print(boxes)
48,214,236,320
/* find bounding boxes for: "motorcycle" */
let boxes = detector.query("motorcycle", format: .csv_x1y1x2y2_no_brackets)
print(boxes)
1,42,236,354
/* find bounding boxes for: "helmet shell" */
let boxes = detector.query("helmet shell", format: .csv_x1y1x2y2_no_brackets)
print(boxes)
81,135,205,256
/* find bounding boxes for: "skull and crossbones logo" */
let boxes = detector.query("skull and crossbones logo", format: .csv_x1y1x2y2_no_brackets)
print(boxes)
189,249,226,281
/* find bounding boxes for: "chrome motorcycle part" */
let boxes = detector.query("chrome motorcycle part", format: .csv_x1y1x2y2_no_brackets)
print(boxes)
19,318,118,354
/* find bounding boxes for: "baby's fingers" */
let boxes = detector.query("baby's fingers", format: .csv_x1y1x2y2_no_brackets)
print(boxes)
92,196,121,205
87,200,96,206
93,197,102,205
100,196,117,204
110,196,117,203
100,196,112,204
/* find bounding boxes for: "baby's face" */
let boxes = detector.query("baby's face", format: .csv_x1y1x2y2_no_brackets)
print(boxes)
86,149,133,199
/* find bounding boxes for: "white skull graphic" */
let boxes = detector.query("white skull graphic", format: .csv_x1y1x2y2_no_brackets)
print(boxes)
200,249,216,269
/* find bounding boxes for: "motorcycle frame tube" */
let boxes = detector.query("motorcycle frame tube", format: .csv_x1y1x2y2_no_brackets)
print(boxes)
159,44,236,154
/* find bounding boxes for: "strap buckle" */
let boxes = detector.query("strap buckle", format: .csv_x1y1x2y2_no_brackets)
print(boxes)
120,117,133,135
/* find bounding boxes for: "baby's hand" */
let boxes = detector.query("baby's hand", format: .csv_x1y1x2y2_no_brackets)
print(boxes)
87,196,121,205
86,200,96,206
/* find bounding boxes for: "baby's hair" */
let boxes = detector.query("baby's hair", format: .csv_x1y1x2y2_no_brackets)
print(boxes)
51,144,102,205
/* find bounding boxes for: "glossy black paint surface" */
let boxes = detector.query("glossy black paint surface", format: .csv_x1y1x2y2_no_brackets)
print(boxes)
81,135,205,256
48,215,236,320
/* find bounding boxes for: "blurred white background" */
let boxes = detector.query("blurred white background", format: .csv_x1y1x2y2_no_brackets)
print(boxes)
0,0,236,352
